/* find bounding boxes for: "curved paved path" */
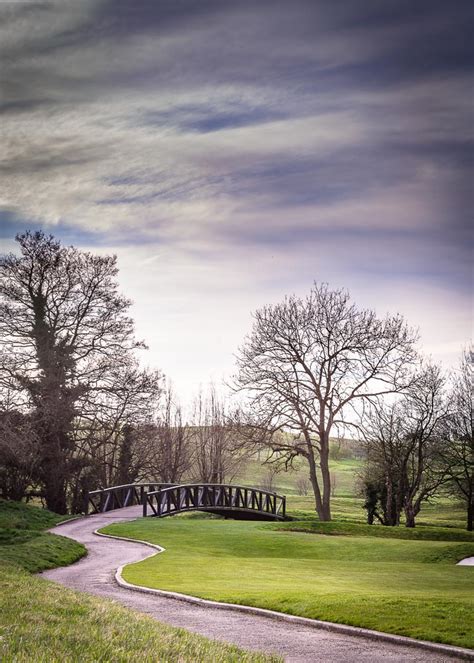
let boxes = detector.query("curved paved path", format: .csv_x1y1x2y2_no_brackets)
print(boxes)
43,507,469,662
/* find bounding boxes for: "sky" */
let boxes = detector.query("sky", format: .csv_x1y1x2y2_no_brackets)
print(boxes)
1,0,472,404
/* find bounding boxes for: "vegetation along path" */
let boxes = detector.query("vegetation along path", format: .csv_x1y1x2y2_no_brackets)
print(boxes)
44,507,471,662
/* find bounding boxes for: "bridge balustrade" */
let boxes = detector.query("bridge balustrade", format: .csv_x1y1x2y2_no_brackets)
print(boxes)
144,483,286,520
86,482,175,514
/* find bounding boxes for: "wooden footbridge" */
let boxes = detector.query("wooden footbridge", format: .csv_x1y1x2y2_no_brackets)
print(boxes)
86,482,286,521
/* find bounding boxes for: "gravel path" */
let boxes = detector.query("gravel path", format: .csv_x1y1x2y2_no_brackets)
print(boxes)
43,507,469,662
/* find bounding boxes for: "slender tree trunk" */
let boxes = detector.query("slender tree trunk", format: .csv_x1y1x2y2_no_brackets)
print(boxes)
385,475,394,525
319,434,332,521
307,446,324,519
467,495,473,532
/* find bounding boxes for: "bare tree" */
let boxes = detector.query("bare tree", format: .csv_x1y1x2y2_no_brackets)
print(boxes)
401,364,449,526
191,387,246,484
68,359,162,512
360,401,406,526
144,382,193,484
296,475,310,496
0,231,152,513
260,465,280,492
233,283,417,521
361,363,449,527
439,350,474,531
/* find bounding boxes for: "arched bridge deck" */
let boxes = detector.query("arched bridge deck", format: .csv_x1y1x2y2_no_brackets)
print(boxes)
86,483,286,521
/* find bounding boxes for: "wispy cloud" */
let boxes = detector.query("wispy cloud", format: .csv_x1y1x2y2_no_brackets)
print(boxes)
0,0,471,399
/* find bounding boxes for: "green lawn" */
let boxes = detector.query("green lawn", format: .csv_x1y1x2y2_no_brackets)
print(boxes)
285,494,468,529
235,456,362,498
0,500,280,663
103,517,474,649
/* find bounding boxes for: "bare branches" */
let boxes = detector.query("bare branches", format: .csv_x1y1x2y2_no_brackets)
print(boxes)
233,282,418,521
190,386,248,484
437,349,474,530
360,362,450,527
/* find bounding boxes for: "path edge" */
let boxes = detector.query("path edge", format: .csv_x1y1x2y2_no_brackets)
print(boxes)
95,529,474,661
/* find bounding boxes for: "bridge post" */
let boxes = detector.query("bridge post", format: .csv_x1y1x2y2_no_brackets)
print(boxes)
142,489,148,517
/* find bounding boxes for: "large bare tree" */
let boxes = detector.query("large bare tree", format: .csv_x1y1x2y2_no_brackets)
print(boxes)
233,283,418,521
0,231,150,513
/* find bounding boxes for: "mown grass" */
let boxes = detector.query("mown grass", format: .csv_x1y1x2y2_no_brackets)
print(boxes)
275,519,474,542
235,456,362,498
104,517,474,649
0,500,280,663
285,494,468,530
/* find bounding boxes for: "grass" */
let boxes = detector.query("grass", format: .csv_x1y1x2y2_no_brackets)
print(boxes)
235,455,363,498
284,494,468,529
0,565,279,663
237,445,468,529
276,519,474,542
103,517,474,649
0,500,280,663
0,498,86,573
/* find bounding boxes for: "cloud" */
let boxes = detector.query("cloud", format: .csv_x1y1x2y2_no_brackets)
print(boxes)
0,0,471,400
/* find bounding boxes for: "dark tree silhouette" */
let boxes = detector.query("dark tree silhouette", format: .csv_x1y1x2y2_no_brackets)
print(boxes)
0,231,150,513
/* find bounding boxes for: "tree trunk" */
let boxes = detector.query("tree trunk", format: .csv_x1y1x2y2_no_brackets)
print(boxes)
467,496,473,532
116,425,134,485
404,502,417,528
43,463,68,514
319,436,332,521
307,446,324,520
38,424,71,514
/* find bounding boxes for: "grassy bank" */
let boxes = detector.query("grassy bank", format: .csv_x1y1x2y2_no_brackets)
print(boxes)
0,500,280,663
104,517,474,649
0,498,85,572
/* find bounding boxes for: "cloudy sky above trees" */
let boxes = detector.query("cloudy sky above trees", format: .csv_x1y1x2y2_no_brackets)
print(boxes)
1,0,472,402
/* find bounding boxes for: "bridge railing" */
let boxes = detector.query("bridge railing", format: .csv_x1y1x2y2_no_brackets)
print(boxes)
86,482,175,514
144,483,286,520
